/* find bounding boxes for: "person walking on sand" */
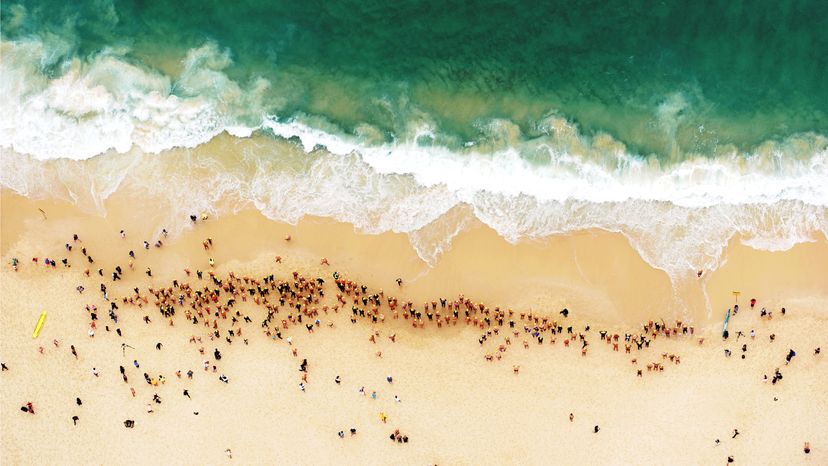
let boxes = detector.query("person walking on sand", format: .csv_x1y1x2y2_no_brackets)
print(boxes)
72,415,79,425
732,429,739,439
785,349,796,364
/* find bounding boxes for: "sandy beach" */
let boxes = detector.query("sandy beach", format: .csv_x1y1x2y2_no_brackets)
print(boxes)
4,2,828,463
1,189,826,465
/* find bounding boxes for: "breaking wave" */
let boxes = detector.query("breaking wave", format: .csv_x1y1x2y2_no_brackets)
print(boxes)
2,37,827,280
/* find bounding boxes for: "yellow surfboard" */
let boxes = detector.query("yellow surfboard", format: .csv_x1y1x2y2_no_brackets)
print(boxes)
32,312,47,338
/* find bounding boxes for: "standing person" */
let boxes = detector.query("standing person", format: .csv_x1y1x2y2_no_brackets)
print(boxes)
785,349,796,364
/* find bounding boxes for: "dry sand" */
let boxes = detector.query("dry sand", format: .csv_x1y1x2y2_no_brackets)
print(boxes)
1,190,827,465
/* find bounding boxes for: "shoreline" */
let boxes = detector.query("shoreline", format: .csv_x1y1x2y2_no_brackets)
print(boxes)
3,189,828,325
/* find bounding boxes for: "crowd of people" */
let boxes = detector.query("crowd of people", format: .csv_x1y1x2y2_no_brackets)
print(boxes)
3,216,820,461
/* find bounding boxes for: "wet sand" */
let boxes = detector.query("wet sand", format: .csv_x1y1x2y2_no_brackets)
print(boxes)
1,189,827,465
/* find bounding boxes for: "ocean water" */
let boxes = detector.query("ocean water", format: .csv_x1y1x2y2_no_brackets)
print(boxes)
1,0,827,279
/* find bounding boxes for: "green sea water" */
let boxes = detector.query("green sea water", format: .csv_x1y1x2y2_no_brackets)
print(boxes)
2,0,827,159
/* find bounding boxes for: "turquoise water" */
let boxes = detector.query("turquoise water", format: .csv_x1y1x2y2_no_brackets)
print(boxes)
3,0,827,281
3,0,827,159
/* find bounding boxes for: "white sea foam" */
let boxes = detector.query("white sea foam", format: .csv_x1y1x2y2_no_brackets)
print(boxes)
2,36,827,280
0,39,268,159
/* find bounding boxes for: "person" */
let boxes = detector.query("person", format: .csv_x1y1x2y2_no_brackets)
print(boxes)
71,345,78,359
183,389,190,399
225,449,232,459
76,397,82,406
593,425,600,433
335,376,341,384
156,342,162,350
732,429,739,438
569,413,574,422
785,349,796,364
804,442,811,454
72,415,79,425
1,362,8,371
